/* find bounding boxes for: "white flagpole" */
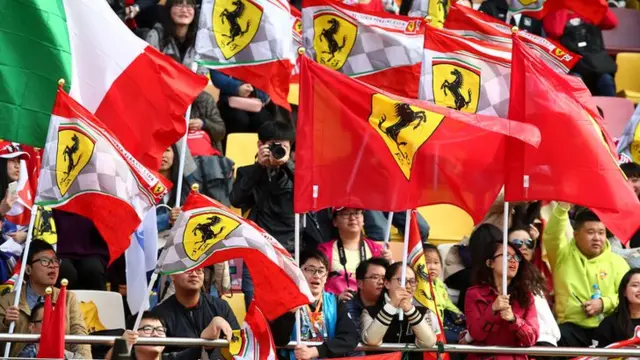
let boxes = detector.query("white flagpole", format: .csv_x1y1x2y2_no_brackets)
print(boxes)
502,201,509,295
132,271,159,331
399,209,411,321
173,62,198,208
383,212,394,250
294,213,302,343
3,204,39,357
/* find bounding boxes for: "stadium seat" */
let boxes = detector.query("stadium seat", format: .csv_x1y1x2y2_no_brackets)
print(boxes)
614,53,640,104
288,83,300,105
72,290,126,330
225,133,259,174
222,293,246,323
418,205,474,245
592,96,636,138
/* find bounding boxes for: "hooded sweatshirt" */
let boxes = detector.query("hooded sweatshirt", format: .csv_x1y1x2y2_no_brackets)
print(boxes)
543,205,630,328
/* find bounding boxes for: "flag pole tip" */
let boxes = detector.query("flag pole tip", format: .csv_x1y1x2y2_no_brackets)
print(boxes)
297,47,306,55
60,279,68,287
45,287,53,295
57,79,66,87
191,183,200,192
425,16,432,23
511,26,519,33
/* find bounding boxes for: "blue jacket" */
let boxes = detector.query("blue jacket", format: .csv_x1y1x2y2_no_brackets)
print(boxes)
209,70,269,103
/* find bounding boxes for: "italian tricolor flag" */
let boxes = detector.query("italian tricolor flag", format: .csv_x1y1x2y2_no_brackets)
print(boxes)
0,0,207,169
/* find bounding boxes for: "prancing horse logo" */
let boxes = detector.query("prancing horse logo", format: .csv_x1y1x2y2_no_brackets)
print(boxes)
313,13,357,70
213,0,263,59
432,61,481,114
55,128,95,196
183,211,241,261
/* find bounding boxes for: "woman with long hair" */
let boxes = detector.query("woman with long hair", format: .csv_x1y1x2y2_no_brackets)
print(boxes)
361,262,438,359
146,0,199,66
465,241,540,359
593,268,640,347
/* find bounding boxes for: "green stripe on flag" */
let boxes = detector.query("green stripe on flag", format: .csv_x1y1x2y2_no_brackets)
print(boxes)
0,0,72,147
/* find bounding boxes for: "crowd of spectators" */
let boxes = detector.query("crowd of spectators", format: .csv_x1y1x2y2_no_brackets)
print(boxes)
0,0,638,359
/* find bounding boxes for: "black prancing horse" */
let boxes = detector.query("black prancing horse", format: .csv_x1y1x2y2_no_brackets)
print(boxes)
220,0,251,46
440,68,472,111
320,18,347,62
191,215,225,256
62,134,82,182
378,103,427,162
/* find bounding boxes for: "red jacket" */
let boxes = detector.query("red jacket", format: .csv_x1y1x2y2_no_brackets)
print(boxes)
543,8,619,40
464,285,539,360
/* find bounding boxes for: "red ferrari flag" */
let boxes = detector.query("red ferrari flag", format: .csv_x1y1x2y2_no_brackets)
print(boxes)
507,0,608,26
37,283,67,359
295,56,540,222
505,35,640,243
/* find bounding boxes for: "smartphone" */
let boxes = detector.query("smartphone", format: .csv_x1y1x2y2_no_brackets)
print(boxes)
7,181,17,198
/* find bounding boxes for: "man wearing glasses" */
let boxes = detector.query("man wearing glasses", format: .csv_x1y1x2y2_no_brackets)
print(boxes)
0,240,90,358
347,257,388,332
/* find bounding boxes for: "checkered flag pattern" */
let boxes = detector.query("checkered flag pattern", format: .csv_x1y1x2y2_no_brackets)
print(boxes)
420,50,512,118
195,0,293,67
36,115,156,219
302,5,423,77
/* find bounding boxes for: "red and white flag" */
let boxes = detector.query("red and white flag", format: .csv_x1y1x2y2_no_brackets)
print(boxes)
158,191,313,320
196,0,295,110
36,89,171,264
291,6,303,85
444,3,580,73
0,142,40,226
227,303,277,360
303,0,425,98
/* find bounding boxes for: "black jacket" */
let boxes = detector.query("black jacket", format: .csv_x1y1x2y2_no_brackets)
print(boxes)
270,298,359,359
153,293,240,357
479,0,543,36
230,162,296,253
593,313,640,348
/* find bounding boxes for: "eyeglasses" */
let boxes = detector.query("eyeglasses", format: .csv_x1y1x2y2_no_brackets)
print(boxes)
31,257,61,268
337,211,363,219
493,253,522,263
173,3,195,9
186,269,204,275
302,267,327,277
394,277,417,287
364,275,385,282
138,325,167,336
511,238,535,250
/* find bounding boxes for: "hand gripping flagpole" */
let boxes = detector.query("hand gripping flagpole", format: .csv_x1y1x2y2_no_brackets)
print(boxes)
173,61,199,209
3,78,65,357
398,209,412,321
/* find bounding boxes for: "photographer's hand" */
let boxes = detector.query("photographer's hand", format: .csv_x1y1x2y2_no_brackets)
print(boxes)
257,144,271,167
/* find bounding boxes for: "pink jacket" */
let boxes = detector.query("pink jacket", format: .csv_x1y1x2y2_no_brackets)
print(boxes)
317,238,384,295
465,285,539,360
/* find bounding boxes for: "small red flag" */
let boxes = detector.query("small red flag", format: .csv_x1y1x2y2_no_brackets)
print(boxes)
294,55,540,222
37,284,67,359
524,0,609,26
505,35,640,243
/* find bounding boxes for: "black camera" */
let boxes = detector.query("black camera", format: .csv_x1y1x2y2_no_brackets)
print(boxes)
268,142,286,160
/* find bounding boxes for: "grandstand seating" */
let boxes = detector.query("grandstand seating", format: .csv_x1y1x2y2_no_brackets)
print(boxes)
614,52,640,104
72,290,126,330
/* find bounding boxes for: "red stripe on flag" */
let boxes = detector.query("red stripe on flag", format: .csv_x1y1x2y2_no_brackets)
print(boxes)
356,64,422,99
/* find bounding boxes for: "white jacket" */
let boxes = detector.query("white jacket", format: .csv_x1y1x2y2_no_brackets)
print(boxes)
535,295,561,345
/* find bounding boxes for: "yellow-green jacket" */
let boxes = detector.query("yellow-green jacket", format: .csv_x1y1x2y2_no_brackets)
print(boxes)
544,205,630,329
415,275,461,321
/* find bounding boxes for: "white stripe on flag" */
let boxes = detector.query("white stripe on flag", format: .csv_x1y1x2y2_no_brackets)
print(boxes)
125,209,158,313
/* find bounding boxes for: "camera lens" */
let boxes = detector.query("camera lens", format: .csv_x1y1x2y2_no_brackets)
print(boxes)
269,143,286,160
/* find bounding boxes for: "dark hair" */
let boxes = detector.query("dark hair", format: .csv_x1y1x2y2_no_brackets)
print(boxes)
355,257,388,280
467,224,502,269
127,311,166,330
615,268,640,339
472,241,542,308
507,224,531,236
511,202,541,230
29,302,45,323
162,0,198,52
0,158,9,201
258,121,295,143
574,208,601,230
422,243,442,262
300,249,329,270
621,162,640,179
22,240,56,265
384,261,415,282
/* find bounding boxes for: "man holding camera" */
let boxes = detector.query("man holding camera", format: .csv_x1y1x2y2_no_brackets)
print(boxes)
230,121,296,308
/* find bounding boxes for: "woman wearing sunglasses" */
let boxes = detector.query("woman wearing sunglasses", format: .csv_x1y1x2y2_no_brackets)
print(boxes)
509,226,561,348
464,241,541,359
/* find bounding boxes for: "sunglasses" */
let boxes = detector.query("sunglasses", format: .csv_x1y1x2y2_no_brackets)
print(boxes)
511,238,535,250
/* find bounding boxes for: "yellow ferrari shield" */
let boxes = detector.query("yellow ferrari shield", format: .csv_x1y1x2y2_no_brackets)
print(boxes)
213,0,263,59
183,212,240,261
294,18,302,36
632,120,640,164
432,60,481,114
519,0,538,5
368,94,445,180
427,0,448,28
222,329,246,360
56,129,95,196
32,207,57,245
313,13,357,70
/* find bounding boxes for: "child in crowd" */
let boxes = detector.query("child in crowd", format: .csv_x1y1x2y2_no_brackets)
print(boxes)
415,244,465,344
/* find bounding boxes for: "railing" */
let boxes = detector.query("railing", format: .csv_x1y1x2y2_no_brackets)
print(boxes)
1,334,640,357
